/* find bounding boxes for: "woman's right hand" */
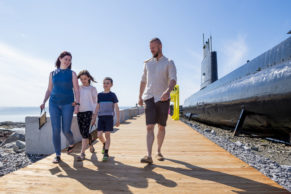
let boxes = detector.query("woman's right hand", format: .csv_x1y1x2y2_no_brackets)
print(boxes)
40,103,45,111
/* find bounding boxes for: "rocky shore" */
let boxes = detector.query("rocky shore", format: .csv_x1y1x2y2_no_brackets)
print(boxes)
181,117,291,192
0,122,47,177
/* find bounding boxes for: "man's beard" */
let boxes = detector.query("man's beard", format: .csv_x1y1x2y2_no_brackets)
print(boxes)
153,49,160,58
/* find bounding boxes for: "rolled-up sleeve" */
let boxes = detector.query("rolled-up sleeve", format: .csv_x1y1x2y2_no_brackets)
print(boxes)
141,63,147,83
168,60,177,82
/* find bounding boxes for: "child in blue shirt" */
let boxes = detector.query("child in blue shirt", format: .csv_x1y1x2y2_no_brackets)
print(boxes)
92,77,120,161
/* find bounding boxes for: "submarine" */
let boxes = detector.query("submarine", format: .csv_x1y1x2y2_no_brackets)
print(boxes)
183,33,291,142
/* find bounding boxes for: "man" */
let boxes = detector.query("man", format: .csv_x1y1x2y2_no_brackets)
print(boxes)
139,38,177,164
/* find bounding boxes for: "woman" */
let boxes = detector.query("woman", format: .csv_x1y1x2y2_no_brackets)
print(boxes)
40,51,80,163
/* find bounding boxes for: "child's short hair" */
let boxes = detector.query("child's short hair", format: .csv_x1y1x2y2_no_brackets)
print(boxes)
77,70,97,84
104,77,113,84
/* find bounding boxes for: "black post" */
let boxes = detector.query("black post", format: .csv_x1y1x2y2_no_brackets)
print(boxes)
188,113,192,121
233,108,247,137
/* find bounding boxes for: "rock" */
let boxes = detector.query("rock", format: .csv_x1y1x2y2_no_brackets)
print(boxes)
251,146,259,151
0,161,3,169
281,165,291,172
243,145,251,151
211,130,216,135
1,152,8,157
0,132,25,146
204,129,211,133
235,141,243,147
16,140,25,149
13,146,25,153
10,128,25,135
10,140,25,153
3,142,17,149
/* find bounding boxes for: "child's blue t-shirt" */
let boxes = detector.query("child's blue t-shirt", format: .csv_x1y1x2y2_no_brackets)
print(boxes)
98,91,118,116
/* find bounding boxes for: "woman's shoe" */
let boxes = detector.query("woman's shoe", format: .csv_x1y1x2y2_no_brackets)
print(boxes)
52,156,61,163
67,145,75,154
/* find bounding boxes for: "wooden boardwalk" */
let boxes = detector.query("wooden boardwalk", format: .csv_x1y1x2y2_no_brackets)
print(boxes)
0,115,288,193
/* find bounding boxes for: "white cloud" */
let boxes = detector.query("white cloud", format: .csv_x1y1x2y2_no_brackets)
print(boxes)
0,42,53,107
220,34,248,77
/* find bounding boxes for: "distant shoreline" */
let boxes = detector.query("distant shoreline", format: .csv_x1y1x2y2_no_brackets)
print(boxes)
0,106,133,122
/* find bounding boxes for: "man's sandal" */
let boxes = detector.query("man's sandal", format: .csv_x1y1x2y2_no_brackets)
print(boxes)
140,156,153,164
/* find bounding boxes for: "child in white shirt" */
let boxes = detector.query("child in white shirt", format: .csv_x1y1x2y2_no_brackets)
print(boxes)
76,70,98,161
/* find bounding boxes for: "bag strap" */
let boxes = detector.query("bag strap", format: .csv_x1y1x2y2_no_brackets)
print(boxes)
40,108,46,115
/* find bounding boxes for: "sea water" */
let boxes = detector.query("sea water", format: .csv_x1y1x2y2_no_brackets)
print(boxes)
0,106,131,122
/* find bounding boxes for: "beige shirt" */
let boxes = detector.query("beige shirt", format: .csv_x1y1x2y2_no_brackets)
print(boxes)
141,56,177,102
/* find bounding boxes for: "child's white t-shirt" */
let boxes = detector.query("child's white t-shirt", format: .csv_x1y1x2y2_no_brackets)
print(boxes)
79,85,97,113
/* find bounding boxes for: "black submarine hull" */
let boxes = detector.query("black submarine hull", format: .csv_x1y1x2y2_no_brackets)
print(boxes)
183,36,291,139
184,93,291,136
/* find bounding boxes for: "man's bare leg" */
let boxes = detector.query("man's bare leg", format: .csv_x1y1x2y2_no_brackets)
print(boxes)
141,124,155,163
147,124,155,157
157,124,166,155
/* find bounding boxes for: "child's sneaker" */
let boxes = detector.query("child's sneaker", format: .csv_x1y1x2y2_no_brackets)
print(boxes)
102,143,105,154
102,153,109,162
77,153,85,161
89,146,95,153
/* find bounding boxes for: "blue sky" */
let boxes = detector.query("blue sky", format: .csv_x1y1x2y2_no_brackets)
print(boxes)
0,0,290,107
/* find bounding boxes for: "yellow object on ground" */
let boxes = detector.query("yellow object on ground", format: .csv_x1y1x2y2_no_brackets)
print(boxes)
170,85,179,120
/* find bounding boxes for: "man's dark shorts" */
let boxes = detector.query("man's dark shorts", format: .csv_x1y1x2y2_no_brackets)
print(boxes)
97,116,114,132
144,97,170,127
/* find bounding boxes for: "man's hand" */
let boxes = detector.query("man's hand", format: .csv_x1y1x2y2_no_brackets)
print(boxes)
91,114,97,126
115,120,120,127
138,97,144,106
160,91,170,101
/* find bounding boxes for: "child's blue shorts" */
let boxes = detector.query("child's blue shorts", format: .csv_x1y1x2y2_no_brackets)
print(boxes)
98,116,114,132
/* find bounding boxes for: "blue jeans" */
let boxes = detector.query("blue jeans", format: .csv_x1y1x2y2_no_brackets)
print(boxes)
49,102,74,156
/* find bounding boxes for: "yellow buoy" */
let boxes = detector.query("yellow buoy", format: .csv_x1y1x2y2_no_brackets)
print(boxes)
170,85,179,120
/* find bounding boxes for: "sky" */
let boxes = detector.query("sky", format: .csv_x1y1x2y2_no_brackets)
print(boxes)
0,0,290,107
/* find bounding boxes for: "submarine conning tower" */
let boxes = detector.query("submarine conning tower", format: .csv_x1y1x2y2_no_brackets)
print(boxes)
201,35,218,89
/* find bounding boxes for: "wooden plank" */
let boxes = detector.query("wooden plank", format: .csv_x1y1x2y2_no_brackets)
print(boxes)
0,115,288,193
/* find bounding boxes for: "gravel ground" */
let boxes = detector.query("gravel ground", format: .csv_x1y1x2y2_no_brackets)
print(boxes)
0,149,46,176
0,122,47,177
181,117,291,192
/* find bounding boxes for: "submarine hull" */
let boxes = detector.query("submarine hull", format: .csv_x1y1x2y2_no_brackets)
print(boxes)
183,36,291,139
184,93,291,137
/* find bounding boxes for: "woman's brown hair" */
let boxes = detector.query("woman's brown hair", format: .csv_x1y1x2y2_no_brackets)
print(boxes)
77,70,97,85
55,51,72,69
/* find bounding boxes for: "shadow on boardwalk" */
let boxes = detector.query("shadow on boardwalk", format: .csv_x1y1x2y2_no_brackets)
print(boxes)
50,154,176,193
50,154,287,193
153,158,287,194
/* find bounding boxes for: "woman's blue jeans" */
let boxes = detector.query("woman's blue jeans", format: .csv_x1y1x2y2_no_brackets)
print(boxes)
49,102,74,156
